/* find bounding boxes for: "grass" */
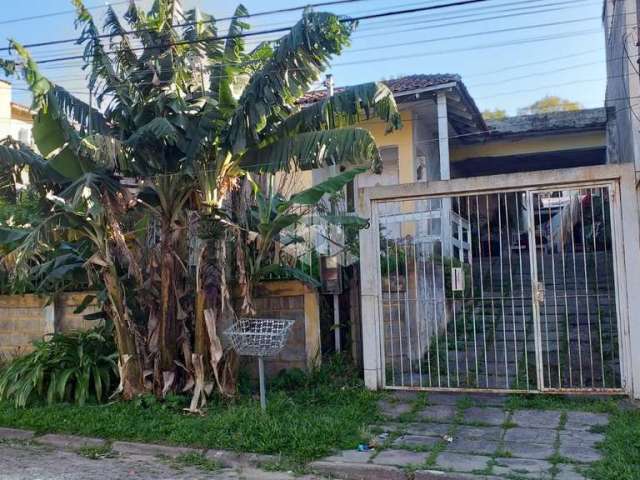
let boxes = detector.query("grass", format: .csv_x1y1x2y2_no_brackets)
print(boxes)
0,355,381,464
587,407,640,480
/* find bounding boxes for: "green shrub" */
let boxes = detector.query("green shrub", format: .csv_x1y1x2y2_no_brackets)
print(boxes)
0,327,117,407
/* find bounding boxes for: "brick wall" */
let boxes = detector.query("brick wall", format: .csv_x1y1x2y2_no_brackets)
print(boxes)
0,293,97,357
0,294,51,357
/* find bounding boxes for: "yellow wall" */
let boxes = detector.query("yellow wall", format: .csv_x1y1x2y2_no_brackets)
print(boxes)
361,109,415,183
451,131,606,162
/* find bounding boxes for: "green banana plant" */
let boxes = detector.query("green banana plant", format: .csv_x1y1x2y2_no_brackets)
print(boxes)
0,0,402,403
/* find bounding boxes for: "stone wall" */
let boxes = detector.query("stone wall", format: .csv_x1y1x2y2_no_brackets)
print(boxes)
0,293,96,357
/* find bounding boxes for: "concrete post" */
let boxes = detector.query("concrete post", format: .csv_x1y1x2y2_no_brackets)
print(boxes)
437,91,452,257
358,193,383,389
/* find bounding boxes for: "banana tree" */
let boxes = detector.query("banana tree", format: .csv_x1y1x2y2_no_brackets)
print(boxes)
1,0,402,402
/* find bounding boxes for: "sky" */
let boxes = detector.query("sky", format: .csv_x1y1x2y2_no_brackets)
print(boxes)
0,0,612,116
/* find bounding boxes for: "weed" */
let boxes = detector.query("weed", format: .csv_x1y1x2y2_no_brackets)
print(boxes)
76,444,116,460
171,452,223,472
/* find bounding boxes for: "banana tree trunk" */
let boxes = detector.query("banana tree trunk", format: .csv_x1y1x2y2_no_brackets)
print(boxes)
157,219,179,396
104,267,145,399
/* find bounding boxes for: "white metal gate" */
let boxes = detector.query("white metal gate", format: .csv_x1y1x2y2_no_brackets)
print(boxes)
375,184,622,393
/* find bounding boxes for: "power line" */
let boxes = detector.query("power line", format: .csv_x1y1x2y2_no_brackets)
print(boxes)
0,1,129,26
27,10,618,80
0,0,479,54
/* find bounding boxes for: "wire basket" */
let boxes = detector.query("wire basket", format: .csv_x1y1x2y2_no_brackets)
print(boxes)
225,318,295,357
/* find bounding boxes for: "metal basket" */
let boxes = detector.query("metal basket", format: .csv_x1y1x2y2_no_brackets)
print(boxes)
225,318,294,357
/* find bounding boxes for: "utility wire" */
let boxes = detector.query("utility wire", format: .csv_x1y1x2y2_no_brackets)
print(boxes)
0,1,129,26
28,12,619,79
0,0,482,54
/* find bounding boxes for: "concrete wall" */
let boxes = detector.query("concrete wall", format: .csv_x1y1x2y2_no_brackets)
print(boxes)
603,0,640,170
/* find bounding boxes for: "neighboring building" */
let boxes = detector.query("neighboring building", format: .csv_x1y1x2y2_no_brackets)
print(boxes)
0,79,33,144
602,0,640,170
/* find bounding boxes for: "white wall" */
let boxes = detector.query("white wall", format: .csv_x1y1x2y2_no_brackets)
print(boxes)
0,81,33,145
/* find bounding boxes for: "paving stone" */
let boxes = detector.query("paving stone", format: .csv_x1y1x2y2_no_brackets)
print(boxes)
371,449,428,466
455,426,503,441
493,458,553,479
0,427,35,441
377,399,413,418
310,460,405,480
556,464,588,480
204,450,275,467
502,441,556,460
504,426,557,444
511,409,562,429
564,411,610,431
465,393,508,407
415,470,501,480
417,405,457,422
434,452,492,473
322,449,373,464
392,435,440,449
425,392,464,406
559,431,605,448
558,444,603,463
112,441,199,458
37,434,106,450
379,422,451,437
389,391,419,402
447,438,500,456
461,407,506,426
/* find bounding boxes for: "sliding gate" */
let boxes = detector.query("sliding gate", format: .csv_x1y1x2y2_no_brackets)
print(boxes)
376,185,622,392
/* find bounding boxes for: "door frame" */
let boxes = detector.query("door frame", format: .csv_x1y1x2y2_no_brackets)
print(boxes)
358,164,640,397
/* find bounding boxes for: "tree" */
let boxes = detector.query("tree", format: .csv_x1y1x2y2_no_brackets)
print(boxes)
0,0,401,405
481,108,507,121
517,95,583,115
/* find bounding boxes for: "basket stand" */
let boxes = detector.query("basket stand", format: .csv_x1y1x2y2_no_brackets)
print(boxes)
225,318,294,411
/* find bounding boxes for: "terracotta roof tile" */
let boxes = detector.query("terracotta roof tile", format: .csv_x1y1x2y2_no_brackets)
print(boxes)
299,73,460,104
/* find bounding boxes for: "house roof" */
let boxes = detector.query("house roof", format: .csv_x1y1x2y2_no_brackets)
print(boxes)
486,108,607,137
299,73,487,134
299,74,461,104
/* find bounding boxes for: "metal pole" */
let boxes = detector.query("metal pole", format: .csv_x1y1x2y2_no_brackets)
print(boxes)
258,357,267,411
333,294,341,352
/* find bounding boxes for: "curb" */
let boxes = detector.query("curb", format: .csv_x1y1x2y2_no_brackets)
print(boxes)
0,427,277,468
307,460,502,480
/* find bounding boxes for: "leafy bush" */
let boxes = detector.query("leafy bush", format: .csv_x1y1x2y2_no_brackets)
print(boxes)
0,327,117,407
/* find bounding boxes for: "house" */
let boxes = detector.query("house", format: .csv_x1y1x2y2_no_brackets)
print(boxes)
292,67,640,398
0,80,33,144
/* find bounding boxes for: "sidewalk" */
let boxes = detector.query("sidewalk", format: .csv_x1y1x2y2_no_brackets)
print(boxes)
310,392,607,480
0,392,610,480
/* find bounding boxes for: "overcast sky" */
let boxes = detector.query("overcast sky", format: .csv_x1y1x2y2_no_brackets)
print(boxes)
0,0,611,115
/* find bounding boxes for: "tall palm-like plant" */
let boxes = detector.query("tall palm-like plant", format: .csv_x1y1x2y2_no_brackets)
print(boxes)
0,0,401,402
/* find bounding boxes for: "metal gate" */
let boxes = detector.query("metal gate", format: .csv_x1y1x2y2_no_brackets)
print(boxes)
376,185,622,392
